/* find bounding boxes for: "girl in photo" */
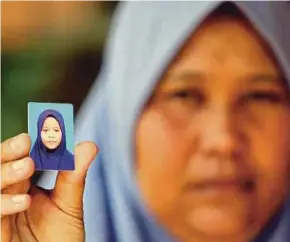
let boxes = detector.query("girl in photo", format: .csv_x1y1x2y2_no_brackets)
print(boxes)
30,109,74,170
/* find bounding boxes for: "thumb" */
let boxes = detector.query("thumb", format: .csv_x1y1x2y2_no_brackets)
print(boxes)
51,141,98,217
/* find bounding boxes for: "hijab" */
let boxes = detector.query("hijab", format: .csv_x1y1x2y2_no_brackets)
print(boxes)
38,1,290,241
30,109,74,171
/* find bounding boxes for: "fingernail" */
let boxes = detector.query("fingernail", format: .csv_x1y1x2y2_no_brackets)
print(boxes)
12,195,26,204
12,158,27,171
10,134,25,150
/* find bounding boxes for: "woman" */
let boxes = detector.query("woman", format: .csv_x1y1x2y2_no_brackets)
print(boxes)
30,109,74,170
77,2,290,241
1,1,290,242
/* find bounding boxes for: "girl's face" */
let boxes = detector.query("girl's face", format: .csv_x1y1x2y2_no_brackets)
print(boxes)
136,16,290,242
41,116,62,150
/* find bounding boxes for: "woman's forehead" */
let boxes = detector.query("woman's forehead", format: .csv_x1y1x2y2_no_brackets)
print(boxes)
161,16,283,88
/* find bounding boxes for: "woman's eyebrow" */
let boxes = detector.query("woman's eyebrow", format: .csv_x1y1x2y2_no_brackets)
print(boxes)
165,71,284,87
166,71,206,83
247,74,280,84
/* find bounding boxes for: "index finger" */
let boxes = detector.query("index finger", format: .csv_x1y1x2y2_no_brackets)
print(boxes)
1,133,31,164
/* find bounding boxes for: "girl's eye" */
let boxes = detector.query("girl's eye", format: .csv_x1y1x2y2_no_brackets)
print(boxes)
243,91,284,104
54,129,60,132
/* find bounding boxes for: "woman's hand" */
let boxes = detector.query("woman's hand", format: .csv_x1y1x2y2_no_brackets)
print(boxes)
1,133,98,242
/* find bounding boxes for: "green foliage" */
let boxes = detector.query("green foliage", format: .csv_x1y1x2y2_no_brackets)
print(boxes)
1,3,116,141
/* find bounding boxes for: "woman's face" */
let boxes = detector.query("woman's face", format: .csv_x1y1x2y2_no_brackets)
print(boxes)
41,116,62,150
136,16,290,242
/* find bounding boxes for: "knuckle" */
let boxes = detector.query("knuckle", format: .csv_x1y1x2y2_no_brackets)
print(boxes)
1,194,30,216
1,158,34,190
1,134,31,162
10,134,31,154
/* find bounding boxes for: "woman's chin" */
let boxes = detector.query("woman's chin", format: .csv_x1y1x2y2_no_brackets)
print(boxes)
187,205,250,237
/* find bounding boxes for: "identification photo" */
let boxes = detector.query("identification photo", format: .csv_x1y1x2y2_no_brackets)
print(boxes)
28,102,75,171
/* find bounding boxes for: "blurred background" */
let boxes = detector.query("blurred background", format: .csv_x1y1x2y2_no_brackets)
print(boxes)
1,1,118,141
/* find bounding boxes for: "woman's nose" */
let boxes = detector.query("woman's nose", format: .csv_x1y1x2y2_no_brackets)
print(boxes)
199,106,240,159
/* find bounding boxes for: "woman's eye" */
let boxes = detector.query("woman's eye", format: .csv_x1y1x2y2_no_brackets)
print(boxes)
173,90,191,98
244,91,283,104
54,129,59,132
170,89,205,104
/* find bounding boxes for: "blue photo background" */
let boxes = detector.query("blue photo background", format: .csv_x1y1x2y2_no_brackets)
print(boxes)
28,102,74,154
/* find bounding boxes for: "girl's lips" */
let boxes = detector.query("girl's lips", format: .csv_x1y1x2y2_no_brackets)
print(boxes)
47,141,57,144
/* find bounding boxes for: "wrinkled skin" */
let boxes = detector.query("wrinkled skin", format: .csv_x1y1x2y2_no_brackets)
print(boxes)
136,15,290,242
1,133,98,242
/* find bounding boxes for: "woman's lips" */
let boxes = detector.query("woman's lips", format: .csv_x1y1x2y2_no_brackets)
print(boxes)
185,179,255,197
